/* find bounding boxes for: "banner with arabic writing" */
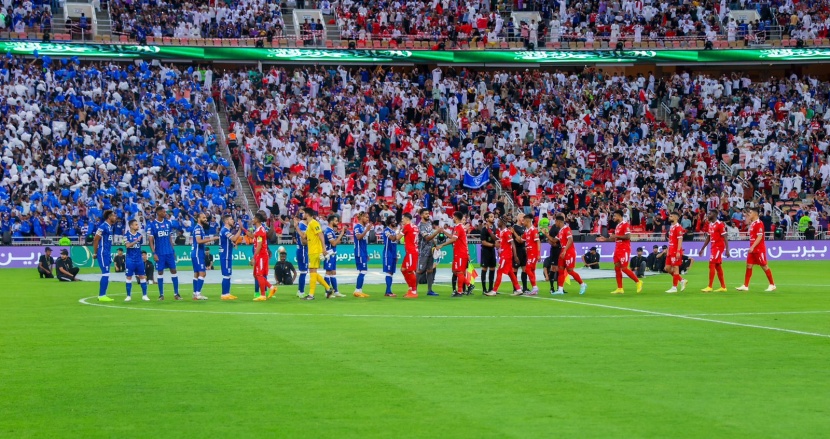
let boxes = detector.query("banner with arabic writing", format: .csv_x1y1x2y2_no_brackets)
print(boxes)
0,246,71,269
4,42,830,65
54,244,477,269
533,240,829,262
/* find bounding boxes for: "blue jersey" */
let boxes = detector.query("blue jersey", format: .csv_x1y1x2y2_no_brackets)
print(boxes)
125,231,143,265
95,222,113,259
324,227,338,252
295,222,308,249
354,223,368,260
382,227,398,259
148,219,174,256
191,224,206,255
219,226,235,260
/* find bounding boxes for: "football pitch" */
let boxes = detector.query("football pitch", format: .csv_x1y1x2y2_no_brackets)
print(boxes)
2,261,829,438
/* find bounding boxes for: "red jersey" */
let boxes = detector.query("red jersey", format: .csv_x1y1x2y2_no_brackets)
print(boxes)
522,226,540,257
452,223,468,257
254,226,270,258
707,220,727,249
557,224,575,256
614,221,631,253
498,228,514,257
749,219,766,254
668,223,685,254
402,223,418,254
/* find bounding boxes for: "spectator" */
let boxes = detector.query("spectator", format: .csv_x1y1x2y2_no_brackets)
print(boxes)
582,247,600,269
38,247,55,278
56,249,81,282
58,236,71,246
805,221,817,240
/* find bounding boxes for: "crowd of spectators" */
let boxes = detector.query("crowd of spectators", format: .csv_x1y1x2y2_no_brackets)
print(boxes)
110,0,285,42
2,51,830,245
0,1,53,35
0,54,243,243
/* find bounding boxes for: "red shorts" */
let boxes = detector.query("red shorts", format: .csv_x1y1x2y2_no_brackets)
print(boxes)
401,252,418,272
613,249,630,265
709,246,725,264
526,254,539,271
667,253,683,267
452,255,469,272
498,257,513,272
254,255,269,277
558,252,576,270
747,252,767,266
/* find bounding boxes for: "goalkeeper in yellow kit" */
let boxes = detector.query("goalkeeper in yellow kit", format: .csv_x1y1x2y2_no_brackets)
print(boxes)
301,207,334,300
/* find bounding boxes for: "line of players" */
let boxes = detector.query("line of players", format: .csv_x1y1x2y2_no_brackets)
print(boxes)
90,204,776,302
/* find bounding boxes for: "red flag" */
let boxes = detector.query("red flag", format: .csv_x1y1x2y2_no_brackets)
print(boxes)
583,114,591,125
639,89,647,102
645,109,655,122
427,163,435,178
346,133,354,145
509,163,517,177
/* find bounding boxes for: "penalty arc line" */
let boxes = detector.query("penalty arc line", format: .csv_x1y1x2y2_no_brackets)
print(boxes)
523,296,830,339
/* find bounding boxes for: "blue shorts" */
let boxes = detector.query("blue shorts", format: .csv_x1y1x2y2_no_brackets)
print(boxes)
191,251,206,273
382,255,397,274
324,254,337,272
355,254,368,271
125,260,146,277
220,257,233,277
296,247,309,272
97,255,111,274
155,253,177,272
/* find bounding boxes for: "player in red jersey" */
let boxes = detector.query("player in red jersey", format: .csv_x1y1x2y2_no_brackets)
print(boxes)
492,216,521,295
665,212,688,293
438,211,471,297
737,207,776,291
699,210,729,292
521,215,541,295
400,213,420,298
597,210,643,294
251,212,276,301
552,214,586,295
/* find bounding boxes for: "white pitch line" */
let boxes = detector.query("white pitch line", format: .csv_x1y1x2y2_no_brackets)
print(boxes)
523,296,830,339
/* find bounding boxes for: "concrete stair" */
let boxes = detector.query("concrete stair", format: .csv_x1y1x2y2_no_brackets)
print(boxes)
209,105,257,216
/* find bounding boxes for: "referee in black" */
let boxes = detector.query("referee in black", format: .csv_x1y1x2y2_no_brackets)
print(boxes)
512,213,529,293
479,212,498,294
543,224,563,294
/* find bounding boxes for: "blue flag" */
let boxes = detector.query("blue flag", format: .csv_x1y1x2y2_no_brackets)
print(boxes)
462,168,490,189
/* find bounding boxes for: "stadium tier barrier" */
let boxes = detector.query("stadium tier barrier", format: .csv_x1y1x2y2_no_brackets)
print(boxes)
3,240,829,270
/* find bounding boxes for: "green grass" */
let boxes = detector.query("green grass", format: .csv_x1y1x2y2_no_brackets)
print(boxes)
2,261,830,438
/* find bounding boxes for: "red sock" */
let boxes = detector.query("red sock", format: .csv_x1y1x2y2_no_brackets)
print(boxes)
622,267,639,283
716,265,726,288
509,271,520,290
458,271,467,289
527,270,537,287
570,270,583,284
764,268,774,285
744,268,753,286
672,274,680,287
708,263,716,288
408,272,418,290
615,266,623,288
493,270,503,292
255,275,270,295
557,269,567,287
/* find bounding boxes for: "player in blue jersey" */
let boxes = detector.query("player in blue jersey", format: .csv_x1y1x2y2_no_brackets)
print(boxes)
323,214,346,298
381,217,403,297
147,206,181,300
294,212,309,299
93,210,117,302
191,213,219,300
219,214,244,300
352,211,370,298
124,219,149,301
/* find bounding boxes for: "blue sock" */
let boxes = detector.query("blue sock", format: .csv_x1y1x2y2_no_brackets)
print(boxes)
298,273,307,293
254,279,259,293
193,278,198,294
140,280,148,296
197,278,204,294
357,273,365,290
158,277,164,296
222,277,230,295
99,274,109,297
126,281,132,297
385,275,393,294
331,277,338,292
171,275,179,296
